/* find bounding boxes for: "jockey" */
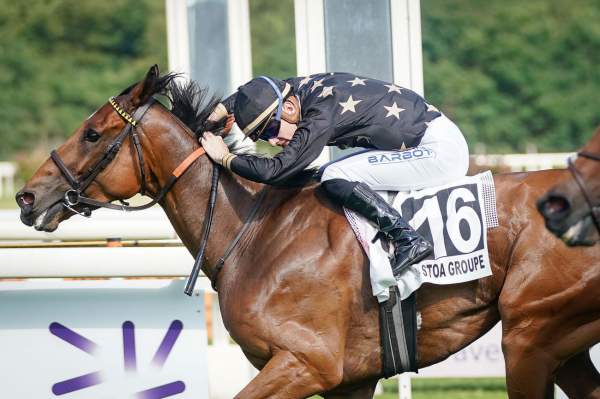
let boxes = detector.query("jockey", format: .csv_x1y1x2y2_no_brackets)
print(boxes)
201,73,469,276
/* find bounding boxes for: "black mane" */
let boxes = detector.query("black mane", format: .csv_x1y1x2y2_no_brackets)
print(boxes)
153,73,225,138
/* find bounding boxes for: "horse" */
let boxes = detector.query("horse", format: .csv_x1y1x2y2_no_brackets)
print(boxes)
15,66,600,398
538,126,600,247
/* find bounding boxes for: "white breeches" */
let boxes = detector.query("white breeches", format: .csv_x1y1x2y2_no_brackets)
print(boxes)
320,115,470,191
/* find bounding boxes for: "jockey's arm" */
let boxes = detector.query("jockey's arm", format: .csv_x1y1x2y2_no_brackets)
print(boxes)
227,126,331,185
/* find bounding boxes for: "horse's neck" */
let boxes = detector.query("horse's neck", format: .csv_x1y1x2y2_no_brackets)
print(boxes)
142,110,262,277
163,163,262,275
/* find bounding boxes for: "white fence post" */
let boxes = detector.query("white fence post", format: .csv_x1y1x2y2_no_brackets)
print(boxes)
0,162,16,198
398,374,412,399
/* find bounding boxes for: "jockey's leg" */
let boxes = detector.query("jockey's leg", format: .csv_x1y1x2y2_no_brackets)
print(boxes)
319,114,469,193
319,117,468,275
322,179,432,275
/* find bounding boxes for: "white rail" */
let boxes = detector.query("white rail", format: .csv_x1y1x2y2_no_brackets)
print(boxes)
0,209,204,281
472,152,574,172
0,246,194,279
0,208,177,241
0,162,16,198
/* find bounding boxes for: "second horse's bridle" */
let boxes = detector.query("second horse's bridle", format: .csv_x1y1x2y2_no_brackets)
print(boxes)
567,151,600,234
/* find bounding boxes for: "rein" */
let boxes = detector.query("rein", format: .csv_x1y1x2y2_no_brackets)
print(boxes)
50,95,267,294
51,97,207,214
209,187,269,291
51,96,219,295
567,151,600,234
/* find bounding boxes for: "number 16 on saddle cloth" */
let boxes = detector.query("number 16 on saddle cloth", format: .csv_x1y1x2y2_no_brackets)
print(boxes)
345,171,499,303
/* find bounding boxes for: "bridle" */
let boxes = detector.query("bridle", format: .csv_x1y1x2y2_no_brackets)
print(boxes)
50,96,213,295
50,96,207,215
49,95,266,295
567,151,600,233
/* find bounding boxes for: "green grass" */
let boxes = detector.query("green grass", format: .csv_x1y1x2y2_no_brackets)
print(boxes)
311,378,507,399
375,378,507,399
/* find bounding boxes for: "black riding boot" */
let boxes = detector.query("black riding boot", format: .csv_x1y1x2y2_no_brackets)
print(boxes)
344,182,433,276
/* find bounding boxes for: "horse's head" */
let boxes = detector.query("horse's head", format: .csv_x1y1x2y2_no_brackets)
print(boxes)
537,126,600,246
15,65,173,231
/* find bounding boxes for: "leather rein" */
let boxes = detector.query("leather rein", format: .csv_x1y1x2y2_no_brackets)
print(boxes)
567,151,600,234
50,97,207,215
50,96,265,293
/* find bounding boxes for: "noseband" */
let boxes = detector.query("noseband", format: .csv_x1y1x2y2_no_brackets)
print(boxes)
49,96,225,295
50,97,207,214
567,151,600,233
48,95,268,294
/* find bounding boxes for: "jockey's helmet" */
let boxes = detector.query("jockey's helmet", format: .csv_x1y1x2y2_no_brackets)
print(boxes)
234,76,291,141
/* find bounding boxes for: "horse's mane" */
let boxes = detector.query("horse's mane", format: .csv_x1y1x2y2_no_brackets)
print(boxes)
148,73,224,138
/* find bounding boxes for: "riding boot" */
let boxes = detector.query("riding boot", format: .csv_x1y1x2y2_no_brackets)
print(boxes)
344,182,433,276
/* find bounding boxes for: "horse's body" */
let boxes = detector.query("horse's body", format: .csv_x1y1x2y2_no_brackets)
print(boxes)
17,68,600,398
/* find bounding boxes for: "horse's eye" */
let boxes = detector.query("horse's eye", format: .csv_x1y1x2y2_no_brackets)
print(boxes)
84,129,101,142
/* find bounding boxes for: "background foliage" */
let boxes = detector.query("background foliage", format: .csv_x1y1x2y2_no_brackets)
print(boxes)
422,0,600,153
0,0,167,160
0,0,598,163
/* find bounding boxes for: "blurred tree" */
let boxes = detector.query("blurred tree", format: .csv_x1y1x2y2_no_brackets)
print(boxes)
421,0,600,152
0,0,167,160
249,0,296,78
0,0,598,160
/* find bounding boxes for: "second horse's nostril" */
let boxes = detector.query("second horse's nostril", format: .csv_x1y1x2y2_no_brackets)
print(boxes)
544,196,570,216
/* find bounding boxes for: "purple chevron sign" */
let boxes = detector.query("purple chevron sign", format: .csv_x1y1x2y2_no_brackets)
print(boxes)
0,279,209,399
50,320,185,398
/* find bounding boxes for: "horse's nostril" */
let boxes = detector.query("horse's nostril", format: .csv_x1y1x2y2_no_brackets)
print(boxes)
544,195,570,216
16,191,35,208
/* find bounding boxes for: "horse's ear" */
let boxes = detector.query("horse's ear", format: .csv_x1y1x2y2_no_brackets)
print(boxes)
130,65,160,106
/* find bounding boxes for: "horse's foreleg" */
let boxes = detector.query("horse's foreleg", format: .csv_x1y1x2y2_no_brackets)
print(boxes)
502,334,559,399
556,350,600,398
233,350,343,399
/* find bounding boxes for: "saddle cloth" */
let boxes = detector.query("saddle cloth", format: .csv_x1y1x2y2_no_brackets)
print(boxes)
345,171,499,303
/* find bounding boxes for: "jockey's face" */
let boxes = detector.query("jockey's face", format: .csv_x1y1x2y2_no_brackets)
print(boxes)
268,96,300,147
268,118,297,147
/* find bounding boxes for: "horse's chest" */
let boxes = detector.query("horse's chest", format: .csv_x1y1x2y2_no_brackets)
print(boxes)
219,296,272,355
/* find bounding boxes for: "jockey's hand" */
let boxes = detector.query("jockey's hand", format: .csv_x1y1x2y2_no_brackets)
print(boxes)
201,131,230,165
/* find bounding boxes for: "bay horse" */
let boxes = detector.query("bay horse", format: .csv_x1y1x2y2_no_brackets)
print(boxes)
15,66,600,398
538,126,600,247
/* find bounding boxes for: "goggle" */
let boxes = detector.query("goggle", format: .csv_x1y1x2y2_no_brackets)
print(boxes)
247,76,284,142
249,113,281,142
